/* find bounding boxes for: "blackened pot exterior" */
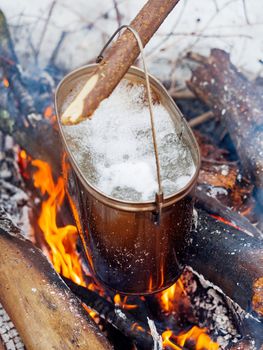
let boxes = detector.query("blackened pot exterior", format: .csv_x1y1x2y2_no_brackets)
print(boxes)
56,64,200,295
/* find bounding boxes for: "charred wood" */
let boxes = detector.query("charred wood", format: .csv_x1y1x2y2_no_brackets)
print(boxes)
187,49,263,205
0,208,112,350
63,277,154,350
0,10,62,174
185,209,263,320
195,186,262,240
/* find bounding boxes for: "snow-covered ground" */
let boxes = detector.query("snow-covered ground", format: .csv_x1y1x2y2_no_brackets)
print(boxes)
1,0,263,82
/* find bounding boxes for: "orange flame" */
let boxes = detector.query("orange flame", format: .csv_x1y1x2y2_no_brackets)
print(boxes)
3,78,9,88
31,158,85,286
162,330,182,350
162,326,219,350
160,281,219,350
114,294,138,310
159,278,186,313
160,283,177,312
21,151,219,349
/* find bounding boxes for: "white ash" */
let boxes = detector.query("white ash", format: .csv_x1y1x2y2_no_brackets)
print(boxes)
63,79,196,202
182,267,241,349
0,305,25,350
192,208,198,230
0,133,31,237
115,308,127,320
207,186,228,197
147,317,163,350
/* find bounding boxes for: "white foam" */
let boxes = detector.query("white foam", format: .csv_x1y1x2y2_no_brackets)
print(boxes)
63,79,196,202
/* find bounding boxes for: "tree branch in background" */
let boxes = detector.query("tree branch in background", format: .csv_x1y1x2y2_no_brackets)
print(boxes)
61,0,181,124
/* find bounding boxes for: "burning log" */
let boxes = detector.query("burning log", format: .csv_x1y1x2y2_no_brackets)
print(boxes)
0,10,62,174
187,49,263,205
184,209,263,320
195,186,262,240
61,0,181,124
63,277,154,350
0,208,112,350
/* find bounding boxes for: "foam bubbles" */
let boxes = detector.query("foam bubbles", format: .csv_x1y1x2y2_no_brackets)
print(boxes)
63,79,196,201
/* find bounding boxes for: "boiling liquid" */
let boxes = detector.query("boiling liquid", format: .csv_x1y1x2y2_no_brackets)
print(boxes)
63,80,195,202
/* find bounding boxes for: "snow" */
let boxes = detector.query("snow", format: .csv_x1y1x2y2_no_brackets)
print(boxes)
63,79,196,201
1,0,262,84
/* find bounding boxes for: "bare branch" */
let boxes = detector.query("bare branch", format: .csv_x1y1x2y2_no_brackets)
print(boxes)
35,1,57,61
112,0,122,27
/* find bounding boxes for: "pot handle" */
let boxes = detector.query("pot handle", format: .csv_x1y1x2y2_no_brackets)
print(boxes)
96,25,163,224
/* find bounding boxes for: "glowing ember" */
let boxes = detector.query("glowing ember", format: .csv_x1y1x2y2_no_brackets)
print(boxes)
3,78,9,88
43,105,56,123
211,214,241,231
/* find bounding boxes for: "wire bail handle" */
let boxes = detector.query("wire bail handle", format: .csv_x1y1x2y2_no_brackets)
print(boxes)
96,25,163,223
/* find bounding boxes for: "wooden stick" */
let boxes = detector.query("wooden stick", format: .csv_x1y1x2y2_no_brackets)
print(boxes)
0,208,112,350
61,0,181,125
189,111,214,128
170,88,196,100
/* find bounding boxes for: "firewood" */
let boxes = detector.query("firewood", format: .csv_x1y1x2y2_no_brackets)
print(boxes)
63,277,154,350
195,186,262,240
0,208,112,350
184,209,263,319
0,10,62,175
61,0,181,125
189,111,214,128
186,49,263,205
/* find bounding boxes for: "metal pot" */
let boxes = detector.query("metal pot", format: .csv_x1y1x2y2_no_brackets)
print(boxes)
55,63,200,294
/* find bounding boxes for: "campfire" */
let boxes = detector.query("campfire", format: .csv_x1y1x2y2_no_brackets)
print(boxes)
0,1,262,350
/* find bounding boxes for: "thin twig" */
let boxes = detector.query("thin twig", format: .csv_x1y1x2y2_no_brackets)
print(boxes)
112,0,122,27
242,0,250,24
35,1,57,61
189,111,214,128
186,51,209,65
213,0,219,12
48,30,67,66
162,32,252,40
170,87,195,99
147,0,188,57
